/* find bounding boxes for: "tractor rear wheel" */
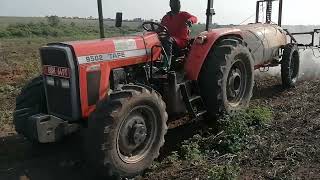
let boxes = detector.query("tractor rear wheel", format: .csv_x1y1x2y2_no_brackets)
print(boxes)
13,75,47,140
199,38,254,118
281,44,300,88
85,84,168,178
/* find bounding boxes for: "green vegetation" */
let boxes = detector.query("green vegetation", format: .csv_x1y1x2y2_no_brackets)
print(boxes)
0,16,210,39
0,22,207,39
1,22,86,38
146,107,273,179
0,16,141,39
47,15,60,27
0,23,140,39
0,16,143,29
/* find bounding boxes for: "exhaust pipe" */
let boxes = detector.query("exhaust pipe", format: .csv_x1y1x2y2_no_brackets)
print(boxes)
278,0,283,26
206,0,215,31
97,0,105,38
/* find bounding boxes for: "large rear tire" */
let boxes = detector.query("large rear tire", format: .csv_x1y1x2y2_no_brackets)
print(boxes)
13,76,47,140
85,84,168,178
281,44,300,88
199,38,254,118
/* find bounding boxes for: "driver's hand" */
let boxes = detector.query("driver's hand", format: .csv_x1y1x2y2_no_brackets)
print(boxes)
158,32,168,38
186,20,193,27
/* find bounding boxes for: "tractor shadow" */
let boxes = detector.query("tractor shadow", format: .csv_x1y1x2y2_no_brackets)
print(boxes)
0,122,208,180
252,77,286,100
252,84,285,100
0,133,109,180
159,120,210,161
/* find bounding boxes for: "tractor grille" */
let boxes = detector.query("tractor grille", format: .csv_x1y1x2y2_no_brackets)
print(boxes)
41,48,69,67
40,46,81,121
46,81,72,117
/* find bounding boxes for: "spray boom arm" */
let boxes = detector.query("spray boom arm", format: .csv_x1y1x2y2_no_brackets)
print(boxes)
255,0,283,26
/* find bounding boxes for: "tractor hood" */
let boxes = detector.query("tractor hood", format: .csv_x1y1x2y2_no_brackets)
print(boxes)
44,32,162,118
60,32,161,65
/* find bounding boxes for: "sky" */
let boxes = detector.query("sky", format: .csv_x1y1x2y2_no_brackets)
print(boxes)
0,0,319,25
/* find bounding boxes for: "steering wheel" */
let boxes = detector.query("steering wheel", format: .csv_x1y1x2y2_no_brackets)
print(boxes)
142,21,169,36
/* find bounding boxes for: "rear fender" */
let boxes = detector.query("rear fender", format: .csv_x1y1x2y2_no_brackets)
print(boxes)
185,29,242,80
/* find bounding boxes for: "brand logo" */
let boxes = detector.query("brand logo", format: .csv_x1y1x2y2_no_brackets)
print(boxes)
43,65,70,78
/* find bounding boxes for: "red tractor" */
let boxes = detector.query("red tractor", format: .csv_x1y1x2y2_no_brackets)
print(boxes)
14,0,301,178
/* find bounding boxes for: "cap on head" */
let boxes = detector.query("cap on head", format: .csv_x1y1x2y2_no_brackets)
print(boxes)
170,0,181,13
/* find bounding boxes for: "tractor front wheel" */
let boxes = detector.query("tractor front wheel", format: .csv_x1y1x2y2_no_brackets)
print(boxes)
13,75,47,141
199,38,254,118
85,84,168,178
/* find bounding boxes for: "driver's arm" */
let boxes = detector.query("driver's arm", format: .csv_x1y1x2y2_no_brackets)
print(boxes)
161,15,169,27
182,12,198,25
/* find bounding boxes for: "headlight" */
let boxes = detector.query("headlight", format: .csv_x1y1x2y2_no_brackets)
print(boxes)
46,76,55,86
46,76,70,89
60,79,70,89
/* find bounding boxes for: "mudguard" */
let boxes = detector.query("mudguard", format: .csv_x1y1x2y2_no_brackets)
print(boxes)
185,28,242,80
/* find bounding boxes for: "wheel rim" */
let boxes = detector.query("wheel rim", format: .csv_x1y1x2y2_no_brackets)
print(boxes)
117,105,157,164
226,59,248,106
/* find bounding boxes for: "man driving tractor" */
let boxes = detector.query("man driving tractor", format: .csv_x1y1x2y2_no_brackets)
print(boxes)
160,0,198,69
13,0,302,178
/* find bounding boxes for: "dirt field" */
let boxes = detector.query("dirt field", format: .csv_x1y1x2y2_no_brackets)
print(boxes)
241,76,320,179
1,38,320,180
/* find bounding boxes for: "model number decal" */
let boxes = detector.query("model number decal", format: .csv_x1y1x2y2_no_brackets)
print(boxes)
85,55,103,63
84,52,126,63
77,49,149,65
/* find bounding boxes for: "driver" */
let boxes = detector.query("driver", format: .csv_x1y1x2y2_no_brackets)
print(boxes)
161,0,198,49
160,0,198,69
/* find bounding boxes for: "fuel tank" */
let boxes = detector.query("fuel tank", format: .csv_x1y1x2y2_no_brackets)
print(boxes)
238,23,287,65
185,23,288,80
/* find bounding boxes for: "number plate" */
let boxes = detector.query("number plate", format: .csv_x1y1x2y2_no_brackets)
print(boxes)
43,65,70,78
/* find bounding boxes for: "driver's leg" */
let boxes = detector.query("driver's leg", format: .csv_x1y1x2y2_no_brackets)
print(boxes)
160,36,174,70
